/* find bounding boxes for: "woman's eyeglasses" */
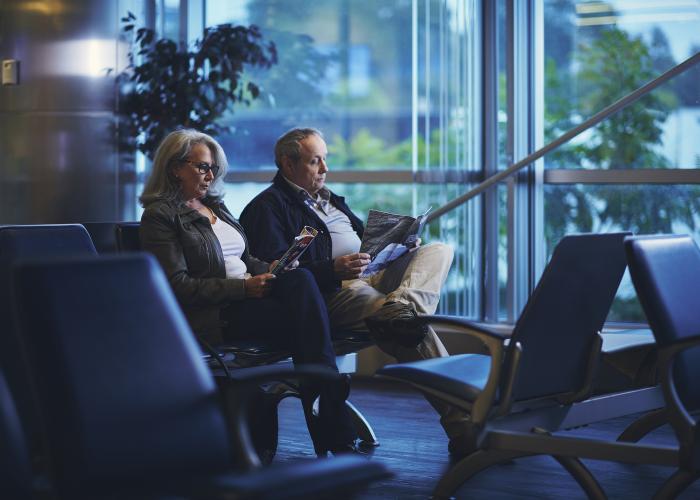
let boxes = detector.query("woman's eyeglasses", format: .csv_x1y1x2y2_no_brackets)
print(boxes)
180,160,220,177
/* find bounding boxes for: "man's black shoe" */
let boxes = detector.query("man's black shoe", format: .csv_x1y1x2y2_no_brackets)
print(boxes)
365,301,428,348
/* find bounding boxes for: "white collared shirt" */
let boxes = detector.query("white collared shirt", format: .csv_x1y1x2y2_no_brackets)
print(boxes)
282,176,361,259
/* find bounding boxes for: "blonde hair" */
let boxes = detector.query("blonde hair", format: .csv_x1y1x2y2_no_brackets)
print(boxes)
139,129,229,207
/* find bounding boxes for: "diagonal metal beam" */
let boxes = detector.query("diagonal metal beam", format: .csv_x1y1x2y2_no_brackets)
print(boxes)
426,51,700,223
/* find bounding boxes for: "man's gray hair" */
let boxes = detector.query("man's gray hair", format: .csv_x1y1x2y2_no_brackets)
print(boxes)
139,129,228,207
274,127,324,169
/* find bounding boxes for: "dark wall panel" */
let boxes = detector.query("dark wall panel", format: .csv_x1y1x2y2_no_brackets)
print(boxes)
0,0,134,224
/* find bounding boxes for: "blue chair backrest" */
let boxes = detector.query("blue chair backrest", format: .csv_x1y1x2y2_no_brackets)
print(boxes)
625,235,700,411
0,224,97,449
115,222,141,251
11,254,232,496
0,370,32,500
509,232,629,401
81,222,120,254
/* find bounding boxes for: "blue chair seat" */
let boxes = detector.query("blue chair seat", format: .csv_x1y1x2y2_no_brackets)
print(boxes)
380,353,493,404
601,329,655,353
220,340,289,355
216,330,374,366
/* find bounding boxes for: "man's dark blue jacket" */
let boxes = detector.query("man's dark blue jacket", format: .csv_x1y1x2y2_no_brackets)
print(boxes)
240,172,365,293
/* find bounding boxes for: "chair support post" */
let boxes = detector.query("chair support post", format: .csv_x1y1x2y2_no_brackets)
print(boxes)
653,468,700,500
485,430,679,466
431,449,530,499
617,408,668,443
552,455,606,500
345,400,380,446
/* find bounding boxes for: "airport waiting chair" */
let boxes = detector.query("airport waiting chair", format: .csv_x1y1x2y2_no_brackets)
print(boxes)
114,221,141,252
81,221,124,254
622,234,700,498
115,221,380,453
0,370,33,500
0,224,97,458
378,233,666,499
10,253,389,499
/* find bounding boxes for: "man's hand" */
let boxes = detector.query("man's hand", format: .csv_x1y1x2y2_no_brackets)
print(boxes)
245,273,276,298
333,253,371,280
408,237,422,253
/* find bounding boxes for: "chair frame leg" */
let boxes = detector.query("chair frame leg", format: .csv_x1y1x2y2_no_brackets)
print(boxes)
431,449,529,499
346,400,379,446
289,380,380,448
430,448,605,499
617,408,667,443
653,469,700,500
553,455,606,500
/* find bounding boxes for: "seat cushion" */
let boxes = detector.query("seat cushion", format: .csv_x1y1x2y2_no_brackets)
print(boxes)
218,340,287,355
332,330,372,343
378,353,493,403
601,329,655,353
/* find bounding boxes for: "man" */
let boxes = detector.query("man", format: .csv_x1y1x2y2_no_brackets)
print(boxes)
240,127,470,455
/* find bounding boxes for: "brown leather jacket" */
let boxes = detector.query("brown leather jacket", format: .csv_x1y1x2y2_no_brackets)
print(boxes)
140,197,269,344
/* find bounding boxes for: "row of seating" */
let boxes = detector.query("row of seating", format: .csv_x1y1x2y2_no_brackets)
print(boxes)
85,220,380,455
379,232,700,499
0,224,390,498
6,223,696,497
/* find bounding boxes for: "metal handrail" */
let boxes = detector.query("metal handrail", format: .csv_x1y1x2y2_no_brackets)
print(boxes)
426,51,700,223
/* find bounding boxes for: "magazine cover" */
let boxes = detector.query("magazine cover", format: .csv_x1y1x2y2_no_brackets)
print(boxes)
359,207,431,277
270,225,319,275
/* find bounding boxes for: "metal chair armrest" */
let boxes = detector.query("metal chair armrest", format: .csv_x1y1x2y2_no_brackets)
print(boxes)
224,364,340,385
656,336,700,431
418,315,508,357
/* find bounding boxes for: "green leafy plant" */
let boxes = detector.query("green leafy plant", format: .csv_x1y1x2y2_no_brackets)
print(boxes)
118,12,277,158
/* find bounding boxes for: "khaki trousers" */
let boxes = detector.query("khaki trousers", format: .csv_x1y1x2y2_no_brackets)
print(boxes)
325,243,470,440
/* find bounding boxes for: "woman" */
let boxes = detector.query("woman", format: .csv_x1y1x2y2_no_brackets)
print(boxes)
139,129,357,455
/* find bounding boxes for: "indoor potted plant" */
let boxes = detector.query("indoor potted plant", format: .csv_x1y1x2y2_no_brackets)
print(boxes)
118,12,277,159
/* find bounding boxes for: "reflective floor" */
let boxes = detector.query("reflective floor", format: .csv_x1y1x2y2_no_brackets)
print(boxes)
276,378,700,499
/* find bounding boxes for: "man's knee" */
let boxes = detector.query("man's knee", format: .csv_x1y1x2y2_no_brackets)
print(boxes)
416,242,454,268
422,241,453,258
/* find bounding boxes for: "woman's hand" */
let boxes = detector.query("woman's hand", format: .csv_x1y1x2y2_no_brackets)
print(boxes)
245,273,276,298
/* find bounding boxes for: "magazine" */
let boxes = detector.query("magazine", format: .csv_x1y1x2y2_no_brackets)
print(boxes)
359,207,431,277
270,225,319,275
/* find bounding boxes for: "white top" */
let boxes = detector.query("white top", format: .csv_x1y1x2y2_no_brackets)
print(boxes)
210,219,249,279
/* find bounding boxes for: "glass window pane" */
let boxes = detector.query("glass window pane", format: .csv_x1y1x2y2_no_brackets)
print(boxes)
205,0,414,170
416,183,481,319
543,0,700,170
328,183,414,220
498,183,508,320
544,183,700,321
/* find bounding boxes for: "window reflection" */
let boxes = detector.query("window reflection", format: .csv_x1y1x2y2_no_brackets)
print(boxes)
544,0,700,170
544,183,700,321
543,0,700,322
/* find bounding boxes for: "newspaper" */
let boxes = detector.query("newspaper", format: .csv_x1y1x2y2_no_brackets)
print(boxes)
359,207,431,277
270,225,319,275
